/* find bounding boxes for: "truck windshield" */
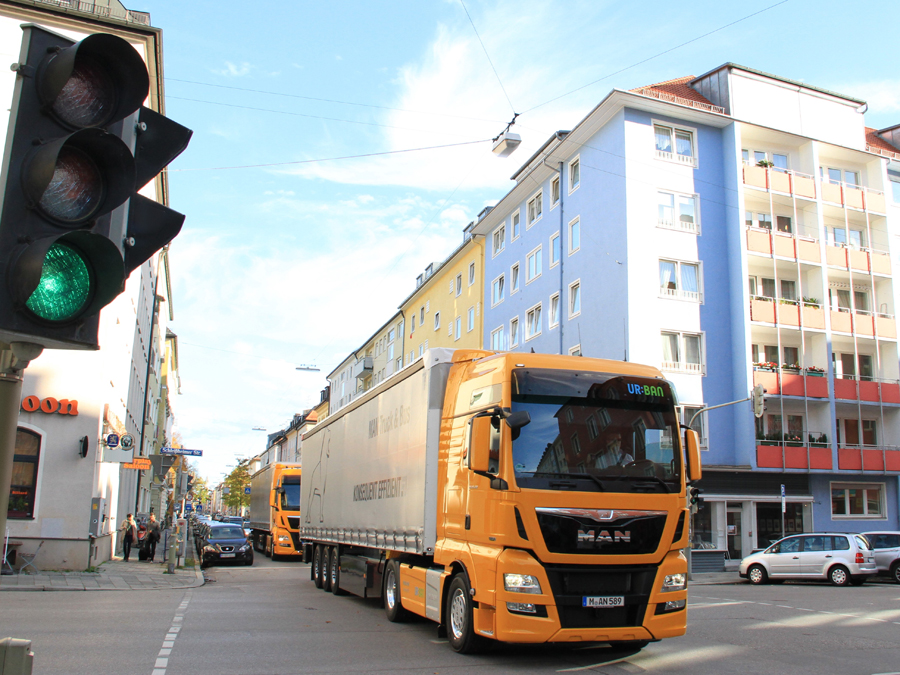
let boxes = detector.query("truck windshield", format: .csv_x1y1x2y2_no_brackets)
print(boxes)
510,369,681,493
281,480,301,510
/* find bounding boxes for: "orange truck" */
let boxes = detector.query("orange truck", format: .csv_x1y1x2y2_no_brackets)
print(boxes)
300,348,701,653
248,463,302,560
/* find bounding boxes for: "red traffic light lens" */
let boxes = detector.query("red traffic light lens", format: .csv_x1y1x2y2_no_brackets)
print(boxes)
39,146,103,222
52,56,115,128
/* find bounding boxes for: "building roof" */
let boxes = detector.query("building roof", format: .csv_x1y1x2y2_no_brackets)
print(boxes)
630,75,716,107
866,127,900,159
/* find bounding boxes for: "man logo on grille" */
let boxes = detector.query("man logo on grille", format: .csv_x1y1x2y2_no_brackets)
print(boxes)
577,529,631,544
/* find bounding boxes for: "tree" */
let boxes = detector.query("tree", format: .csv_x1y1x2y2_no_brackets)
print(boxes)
222,462,251,513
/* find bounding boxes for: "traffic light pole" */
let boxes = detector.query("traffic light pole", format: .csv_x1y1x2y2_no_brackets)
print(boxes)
0,342,43,565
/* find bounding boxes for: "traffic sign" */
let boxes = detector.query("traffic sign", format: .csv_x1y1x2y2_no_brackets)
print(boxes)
160,447,203,457
184,503,193,512
244,487,251,494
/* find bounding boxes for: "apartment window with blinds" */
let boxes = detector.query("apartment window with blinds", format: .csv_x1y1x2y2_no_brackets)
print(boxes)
549,293,560,328
492,225,505,256
527,191,543,226
512,211,521,240
491,274,505,307
659,260,701,301
569,157,580,191
491,325,505,351
661,331,703,373
569,217,580,253
657,191,699,233
510,317,519,348
654,123,696,165
526,303,542,340
510,262,520,294
568,280,581,317
551,176,560,206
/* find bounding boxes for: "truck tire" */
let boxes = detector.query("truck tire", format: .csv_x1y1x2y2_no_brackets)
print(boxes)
330,548,345,596
446,573,483,654
383,559,410,622
313,545,324,589
322,548,333,592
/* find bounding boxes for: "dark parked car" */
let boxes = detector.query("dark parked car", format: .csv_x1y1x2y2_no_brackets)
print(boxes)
862,531,900,583
199,523,253,568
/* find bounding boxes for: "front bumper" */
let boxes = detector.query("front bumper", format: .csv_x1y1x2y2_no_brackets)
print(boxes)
202,548,253,564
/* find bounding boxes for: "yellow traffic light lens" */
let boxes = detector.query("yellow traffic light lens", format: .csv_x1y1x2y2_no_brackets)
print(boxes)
52,56,115,128
25,242,92,322
39,146,103,222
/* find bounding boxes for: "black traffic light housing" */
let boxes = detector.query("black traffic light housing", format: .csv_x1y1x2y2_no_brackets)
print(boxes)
0,25,192,350
689,487,704,510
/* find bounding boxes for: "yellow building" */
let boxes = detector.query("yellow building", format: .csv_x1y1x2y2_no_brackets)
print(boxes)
328,226,484,414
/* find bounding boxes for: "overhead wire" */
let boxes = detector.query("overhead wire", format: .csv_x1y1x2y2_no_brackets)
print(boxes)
459,0,517,116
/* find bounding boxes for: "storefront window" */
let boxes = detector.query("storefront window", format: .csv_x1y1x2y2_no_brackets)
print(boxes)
692,502,714,549
831,483,883,517
756,502,805,548
7,428,40,519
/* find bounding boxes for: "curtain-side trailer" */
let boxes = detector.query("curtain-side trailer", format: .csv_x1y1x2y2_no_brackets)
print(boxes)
301,348,702,653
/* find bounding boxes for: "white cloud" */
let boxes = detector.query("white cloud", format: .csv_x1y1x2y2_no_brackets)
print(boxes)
212,61,252,77
836,80,900,114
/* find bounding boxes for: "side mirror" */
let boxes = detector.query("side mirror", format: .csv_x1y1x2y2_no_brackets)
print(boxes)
504,410,531,430
684,429,702,483
469,415,493,474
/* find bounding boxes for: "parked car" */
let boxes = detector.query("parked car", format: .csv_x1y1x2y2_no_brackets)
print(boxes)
862,531,900,583
739,533,877,586
199,523,253,568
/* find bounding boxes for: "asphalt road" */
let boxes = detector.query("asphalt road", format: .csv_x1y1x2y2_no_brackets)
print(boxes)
2,555,899,674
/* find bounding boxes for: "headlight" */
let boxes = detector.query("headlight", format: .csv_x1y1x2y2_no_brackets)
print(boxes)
504,573,542,594
278,535,290,542
662,573,686,593
239,544,250,552
506,602,538,614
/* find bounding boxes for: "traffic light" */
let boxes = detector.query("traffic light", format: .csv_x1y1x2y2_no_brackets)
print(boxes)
0,26,192,350
751,384,766,418
689,487,703,511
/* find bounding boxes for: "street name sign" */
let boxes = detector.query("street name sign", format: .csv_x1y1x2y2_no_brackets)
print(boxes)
160,447,203,456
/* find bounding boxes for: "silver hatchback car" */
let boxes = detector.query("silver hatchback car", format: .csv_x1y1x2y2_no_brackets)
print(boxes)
739,533,877,586
861,531,900,583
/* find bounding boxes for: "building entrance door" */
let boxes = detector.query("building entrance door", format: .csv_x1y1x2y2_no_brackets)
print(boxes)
727,508,742,560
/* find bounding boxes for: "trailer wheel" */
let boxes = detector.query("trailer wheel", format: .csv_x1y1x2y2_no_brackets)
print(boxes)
322,548,333,592
330,548,345,595
383,559,410,622
313,545,324,589
446,573,483,654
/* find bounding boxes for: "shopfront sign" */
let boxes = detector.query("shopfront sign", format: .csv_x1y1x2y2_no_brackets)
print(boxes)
21,396,78,415
123,457,152,470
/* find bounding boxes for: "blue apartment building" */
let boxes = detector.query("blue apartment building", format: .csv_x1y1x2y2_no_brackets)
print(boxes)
471,64,900,570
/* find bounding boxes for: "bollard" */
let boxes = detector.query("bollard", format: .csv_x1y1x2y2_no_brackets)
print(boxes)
0,637,34,675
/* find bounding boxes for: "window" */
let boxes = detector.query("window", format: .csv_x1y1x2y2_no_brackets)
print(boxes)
454,317,461,341
510,317,519,348
433,312,440,331
468,262,475,286
821,167,861,186
491,274,505,306
419,344,424,357
661,331,703,373
512,211,520,240
831,483,884,518
550,233,560,267
835,418,877,447
455,274,462,297
387,343,394,360
569,344,582,356
8,428,40,519
569,157,580,191
526,246,542,283
491,325,504,350
681,406,706,447
828,226,866,249
568,280,581,317
549,293,560,328
527,191,542,227
492,225,505,256
388,328,395,342
776,215,792,234
510,263,520,294
420,307,425,325
396,357,403,371
467,306,475,332
654,123,695,165
891,177,900,203
526,303,542,340
551,175,560,206
659,260,701,301
657,192,699,232
568,217,580,253
411,315,416,332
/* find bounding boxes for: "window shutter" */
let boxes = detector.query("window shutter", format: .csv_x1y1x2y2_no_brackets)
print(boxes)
425,300,430,312
476,302,480,316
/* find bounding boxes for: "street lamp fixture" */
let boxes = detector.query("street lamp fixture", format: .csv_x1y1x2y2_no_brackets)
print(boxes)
251,427,266,431
295,365,320,372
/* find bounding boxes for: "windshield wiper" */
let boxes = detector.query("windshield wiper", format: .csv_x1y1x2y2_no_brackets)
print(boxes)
534,472,605,491
604,474,672,493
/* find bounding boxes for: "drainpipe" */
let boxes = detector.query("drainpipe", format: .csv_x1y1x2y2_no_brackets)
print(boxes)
135,253,163,515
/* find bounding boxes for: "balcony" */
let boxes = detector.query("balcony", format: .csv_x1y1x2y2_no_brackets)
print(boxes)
753,368,829,398
742,165,816,199
824,243,891,275
756,434,832,470
750,298,825,330
837,446,900,472
830,309,897,338
350,356,374,380
821,180,886,213
833,376,900,404
746,227,821,263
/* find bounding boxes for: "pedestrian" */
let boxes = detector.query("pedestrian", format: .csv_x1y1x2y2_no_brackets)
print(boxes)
146,514,161,562
120,513,138,561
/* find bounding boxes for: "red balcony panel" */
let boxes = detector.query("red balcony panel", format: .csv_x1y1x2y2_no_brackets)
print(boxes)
871,251,891,274
770,171,791,193
747,229,772,254
751,299,776,323
743,165,768,189
859,380,879,402
838,447,862,470
757,445,784,468
886,451,900,472
848,249,869,272
784,446,809,469
781,373,804,396
777,303,800,326
773,234,795,258
855,313,875,336
796,238,821,263
876,315,897,338
822,182,843,204
862,450,885,472
805,376,829,398
753,370,780,395
831,310,852,333
793,174,816,199
809,447,833,470
833,378,857,400
845,186,865,210
882,382,900,403
866,191,886,213
826,246,847,268
802,306,825,329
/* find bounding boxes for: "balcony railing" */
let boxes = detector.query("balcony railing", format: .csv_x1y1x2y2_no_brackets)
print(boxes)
756,432,833,470
820,179,886,213
753,367,829,398
837,445,900,472
658,215,699,233
661,361,703,374
750,297,826,330
745,227,821,263
655,150,696,167
659,286,701,302
742,163,816,199
633,88,725,114
28,0,151,24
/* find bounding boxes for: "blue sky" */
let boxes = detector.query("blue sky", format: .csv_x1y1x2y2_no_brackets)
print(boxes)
142,0,900,482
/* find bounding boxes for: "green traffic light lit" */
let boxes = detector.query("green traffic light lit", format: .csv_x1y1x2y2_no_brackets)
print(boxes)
25,242,92,322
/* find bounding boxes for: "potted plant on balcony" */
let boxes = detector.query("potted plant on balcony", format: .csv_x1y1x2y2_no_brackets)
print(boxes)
806,366,825,377
802,297,821,309
784,433,803,447
778,297,800,306
754,361,777,372
782,362,801,373
809,433,828,448
756,159,775,168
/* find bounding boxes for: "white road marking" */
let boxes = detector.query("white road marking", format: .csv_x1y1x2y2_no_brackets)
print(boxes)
150,591,192,675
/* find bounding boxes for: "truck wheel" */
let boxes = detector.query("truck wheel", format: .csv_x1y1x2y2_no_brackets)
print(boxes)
264,536,272,559
330,549,345,596
383,559,409,622
322,549,333,592
446,573,483,654
313,545,324,589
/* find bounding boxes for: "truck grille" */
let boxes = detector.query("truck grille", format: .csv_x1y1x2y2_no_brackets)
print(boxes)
544,564,655,629
289,532,301,551
286,517,300,530
536,508,667,555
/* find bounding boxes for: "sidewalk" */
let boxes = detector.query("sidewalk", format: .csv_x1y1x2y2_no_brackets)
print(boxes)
1,532,204,592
